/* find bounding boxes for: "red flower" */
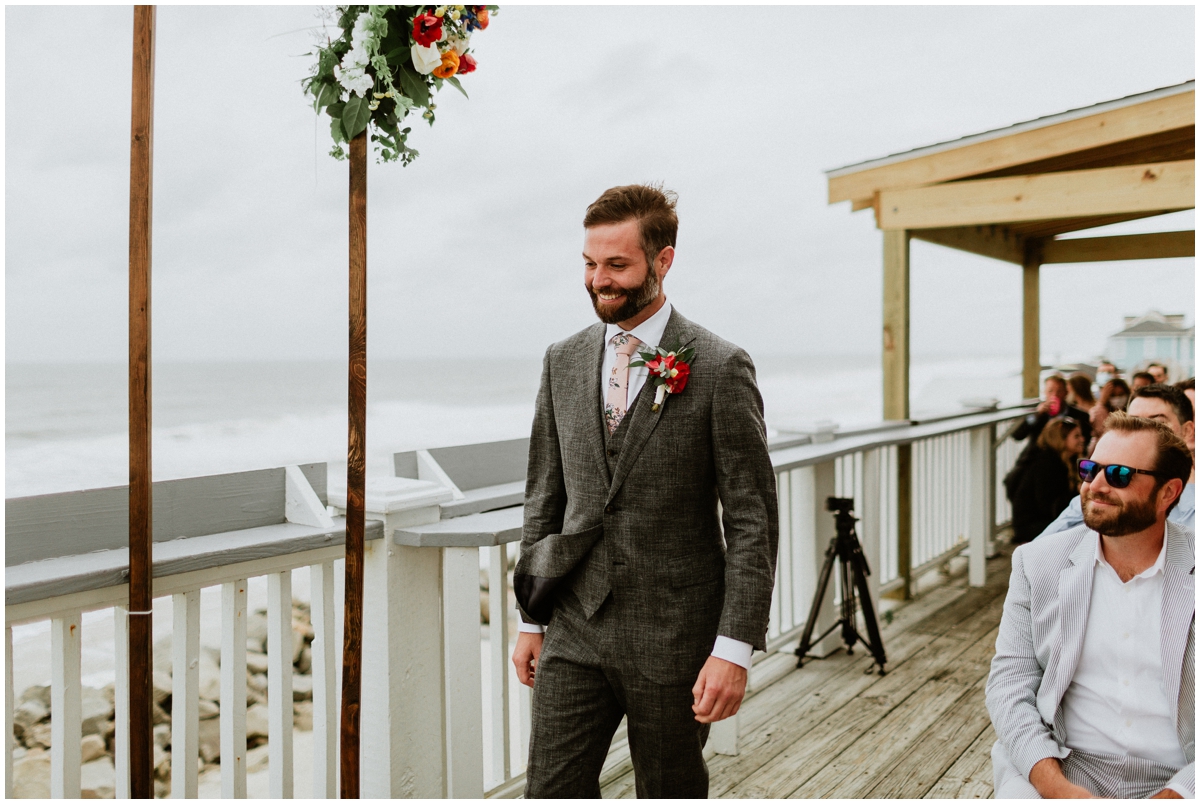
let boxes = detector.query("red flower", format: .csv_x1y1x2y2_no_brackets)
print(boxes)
458,53,477,74
412,12,443,47
666,361,690,394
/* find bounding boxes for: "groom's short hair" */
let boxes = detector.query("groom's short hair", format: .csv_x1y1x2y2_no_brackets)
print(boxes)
584,184,678,268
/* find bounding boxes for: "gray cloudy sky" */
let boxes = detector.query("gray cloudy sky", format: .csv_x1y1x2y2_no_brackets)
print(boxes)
5,5,1195,365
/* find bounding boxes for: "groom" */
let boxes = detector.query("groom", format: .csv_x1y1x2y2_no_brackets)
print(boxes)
512,184,779,797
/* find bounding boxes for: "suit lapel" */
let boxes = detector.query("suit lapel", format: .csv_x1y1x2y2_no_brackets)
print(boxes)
577,324,611,484
1160,523,1196,733
1052,531,1097,712
606,309,697,503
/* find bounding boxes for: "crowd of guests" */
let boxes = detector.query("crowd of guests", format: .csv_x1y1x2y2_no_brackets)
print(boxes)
1005,363,1195,544
988,361,1196,798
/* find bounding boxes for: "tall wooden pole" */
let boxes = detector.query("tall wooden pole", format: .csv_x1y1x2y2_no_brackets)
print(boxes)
1022,242,1043,400
340,130,368,798
882,229,913,600
128,5,156,799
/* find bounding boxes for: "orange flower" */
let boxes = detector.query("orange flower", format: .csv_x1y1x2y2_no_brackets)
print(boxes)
432,50,460,78
475,7,489,29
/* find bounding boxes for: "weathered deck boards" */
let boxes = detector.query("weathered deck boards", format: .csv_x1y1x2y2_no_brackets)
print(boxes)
600,547,1012,799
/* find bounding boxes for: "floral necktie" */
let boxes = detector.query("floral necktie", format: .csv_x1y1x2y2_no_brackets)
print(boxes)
605,333,642,434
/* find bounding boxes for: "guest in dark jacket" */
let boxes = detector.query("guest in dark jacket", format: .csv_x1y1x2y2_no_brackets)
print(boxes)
1012,374,1092,449
1010,417,1084,544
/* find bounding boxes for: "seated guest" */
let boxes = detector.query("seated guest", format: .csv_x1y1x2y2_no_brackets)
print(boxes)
988,413,1194,798
1010,418,1084,544
1038,383,1195,537
1176,377,1195,412
1089,378,1131,453
1133,371,1156,392
1013,374,1093,448
1149,362,1170,384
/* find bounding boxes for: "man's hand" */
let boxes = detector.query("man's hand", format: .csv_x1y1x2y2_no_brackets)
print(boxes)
1029,757,1095,799
1150,789,1182,799
691,656,747,724
513,631,543,688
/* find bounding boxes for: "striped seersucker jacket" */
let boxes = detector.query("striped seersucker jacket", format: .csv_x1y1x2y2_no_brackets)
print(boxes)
987,520,1195,797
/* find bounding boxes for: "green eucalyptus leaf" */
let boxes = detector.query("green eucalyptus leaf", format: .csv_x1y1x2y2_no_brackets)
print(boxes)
330,116,347,145
342,94,372,139
396,66,430,107
446,75,469,99
315,81,341,111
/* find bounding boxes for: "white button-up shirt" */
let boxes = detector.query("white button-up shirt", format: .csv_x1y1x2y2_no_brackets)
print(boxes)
1061,534,1186,767
521,300,753,670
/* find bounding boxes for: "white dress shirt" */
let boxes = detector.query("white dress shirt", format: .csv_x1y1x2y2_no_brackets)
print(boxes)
1061,534,1186,770
521,300,754,671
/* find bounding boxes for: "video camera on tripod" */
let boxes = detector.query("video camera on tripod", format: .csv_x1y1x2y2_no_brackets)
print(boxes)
794,496,888,675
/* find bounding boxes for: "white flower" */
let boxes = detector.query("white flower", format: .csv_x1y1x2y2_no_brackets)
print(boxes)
411,43,443,75
447,34,470,56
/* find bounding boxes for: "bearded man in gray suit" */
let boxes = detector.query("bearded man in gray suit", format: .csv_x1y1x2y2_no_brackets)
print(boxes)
987,412,1194,799
511,184,778,797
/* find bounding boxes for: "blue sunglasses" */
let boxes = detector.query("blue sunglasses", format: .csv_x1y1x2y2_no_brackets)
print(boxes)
1078,458,1168,489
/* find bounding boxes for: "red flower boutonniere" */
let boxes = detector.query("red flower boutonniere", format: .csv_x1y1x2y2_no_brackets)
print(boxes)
630,344,696,412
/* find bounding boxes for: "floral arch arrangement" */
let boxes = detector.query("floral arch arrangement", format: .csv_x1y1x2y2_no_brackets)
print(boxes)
304,5,497,164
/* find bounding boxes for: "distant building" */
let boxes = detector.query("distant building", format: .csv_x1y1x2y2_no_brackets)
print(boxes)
1105,311,1195,379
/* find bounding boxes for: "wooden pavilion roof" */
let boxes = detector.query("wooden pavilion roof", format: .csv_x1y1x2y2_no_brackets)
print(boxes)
827,81,1195,265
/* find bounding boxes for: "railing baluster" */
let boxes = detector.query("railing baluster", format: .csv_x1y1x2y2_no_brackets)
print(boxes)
114,605,131,798
50,610,82,798
487,544,511,786
6,625,13,799
311,561,337,798
221,579,248,799
172,590,201,798
267,571,294,798
444,547,484,797
518,679,532,773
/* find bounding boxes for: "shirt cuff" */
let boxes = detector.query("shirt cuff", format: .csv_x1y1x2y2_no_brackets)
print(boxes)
711,636,753,670
517,620,544,634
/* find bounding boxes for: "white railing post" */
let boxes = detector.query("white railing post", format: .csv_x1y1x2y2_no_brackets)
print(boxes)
50,610,82,798
268,571,295,798
114,605,131,798
443,546,485,798
171,590,201,798
6,625,13,799
860,448,883,607
799,461,840,657
336,477,450,798
487,544,511,786
220,579,248,799
968,426,995,587
310,560,338,798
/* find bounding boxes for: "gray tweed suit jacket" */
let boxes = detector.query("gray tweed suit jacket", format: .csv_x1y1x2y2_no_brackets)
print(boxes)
514,308,779,684
987,521,1195,797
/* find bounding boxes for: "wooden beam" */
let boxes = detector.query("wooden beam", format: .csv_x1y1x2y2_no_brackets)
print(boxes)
882,230,910,421
829,89,1194,204
1022,245,1041,400
127,6,155,799
911,225,1025,264
877,160,1194,230
1041,230,1195,263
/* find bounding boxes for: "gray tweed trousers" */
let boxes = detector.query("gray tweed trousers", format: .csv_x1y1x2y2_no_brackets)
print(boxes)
524,590,710,798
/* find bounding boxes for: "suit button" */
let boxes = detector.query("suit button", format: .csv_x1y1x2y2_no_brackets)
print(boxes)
605,504,615,514
607,448,617,457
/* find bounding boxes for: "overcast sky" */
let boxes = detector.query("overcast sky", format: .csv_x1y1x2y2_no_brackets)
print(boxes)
5,5,1195,365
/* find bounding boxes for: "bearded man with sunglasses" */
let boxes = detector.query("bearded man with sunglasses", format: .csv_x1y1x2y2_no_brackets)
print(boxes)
988,412,1194,798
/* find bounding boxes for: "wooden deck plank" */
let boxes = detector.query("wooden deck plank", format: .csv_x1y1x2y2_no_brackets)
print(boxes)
925,723,997,799
722,594,1006,798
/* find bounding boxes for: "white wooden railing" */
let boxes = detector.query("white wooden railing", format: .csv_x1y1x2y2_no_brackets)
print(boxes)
5,404,1030,799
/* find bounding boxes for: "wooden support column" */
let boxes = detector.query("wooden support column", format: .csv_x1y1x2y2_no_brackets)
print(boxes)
127,6,156,798
341,130,367,798
1022,243,1042,399
882,230,913,599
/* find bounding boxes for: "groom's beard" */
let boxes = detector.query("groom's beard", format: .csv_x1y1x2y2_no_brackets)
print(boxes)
1081,486,1160,536
587,268,660,325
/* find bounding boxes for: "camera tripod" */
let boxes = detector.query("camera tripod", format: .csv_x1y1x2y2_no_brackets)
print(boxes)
794,497,888,675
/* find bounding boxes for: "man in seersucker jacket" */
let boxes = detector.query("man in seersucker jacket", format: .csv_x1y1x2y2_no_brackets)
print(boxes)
511,184,779,798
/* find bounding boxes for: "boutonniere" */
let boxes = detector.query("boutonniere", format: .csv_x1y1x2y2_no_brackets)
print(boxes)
629,343,695,411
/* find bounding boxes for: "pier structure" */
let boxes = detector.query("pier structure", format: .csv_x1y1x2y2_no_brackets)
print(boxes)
827,80,1195,599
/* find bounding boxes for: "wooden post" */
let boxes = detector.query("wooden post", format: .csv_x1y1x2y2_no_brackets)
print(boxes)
1022,243,1042,399
882,229,913,599
127,5,156,798
341,129,368,798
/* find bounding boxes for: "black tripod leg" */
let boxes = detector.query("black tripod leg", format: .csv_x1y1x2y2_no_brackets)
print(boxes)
851,555,888,673
795,537,838,666
840,556,859,654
